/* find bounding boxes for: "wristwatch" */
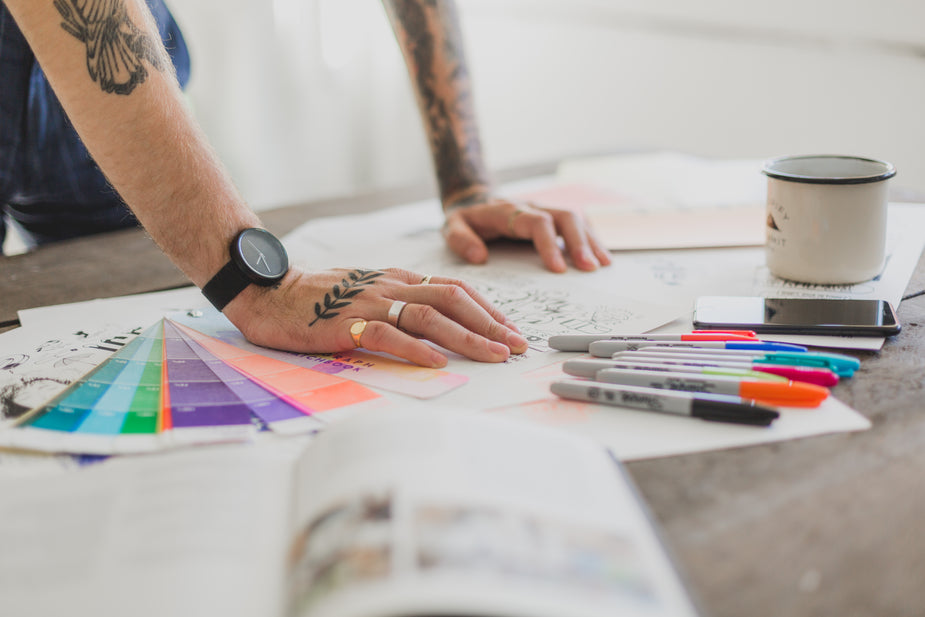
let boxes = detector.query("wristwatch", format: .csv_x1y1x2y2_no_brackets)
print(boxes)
201,228,289,311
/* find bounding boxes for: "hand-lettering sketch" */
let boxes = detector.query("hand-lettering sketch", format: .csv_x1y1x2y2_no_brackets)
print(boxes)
470,282,648,352
0,325,142,425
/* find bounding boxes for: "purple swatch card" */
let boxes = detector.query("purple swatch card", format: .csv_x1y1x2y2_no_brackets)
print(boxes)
163,321,255,429
165,321,323,434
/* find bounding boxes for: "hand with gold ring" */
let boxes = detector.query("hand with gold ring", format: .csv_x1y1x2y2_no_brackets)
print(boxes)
442,192,611,273
350,320,368,348
223,266,528,369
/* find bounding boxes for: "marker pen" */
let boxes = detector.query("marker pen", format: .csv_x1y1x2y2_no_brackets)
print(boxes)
593,368,829,407
588,340,806,356
562,358,787,381
550,379,780,426
548,332,759,352
692,330,759,337
611,349,859,377
600,354,840,386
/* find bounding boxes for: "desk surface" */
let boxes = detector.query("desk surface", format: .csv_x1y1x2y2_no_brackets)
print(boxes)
3,165,925,617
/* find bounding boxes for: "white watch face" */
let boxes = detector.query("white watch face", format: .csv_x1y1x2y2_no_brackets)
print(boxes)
235,228,288,281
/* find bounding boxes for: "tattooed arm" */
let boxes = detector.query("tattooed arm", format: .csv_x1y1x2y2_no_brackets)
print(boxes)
383,0,610,272
4,0,526,366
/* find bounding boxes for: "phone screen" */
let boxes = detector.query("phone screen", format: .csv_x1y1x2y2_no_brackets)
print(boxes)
693,296,901,336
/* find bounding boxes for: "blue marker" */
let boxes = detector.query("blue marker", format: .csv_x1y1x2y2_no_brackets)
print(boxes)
588,339,807,357
611,349,859,377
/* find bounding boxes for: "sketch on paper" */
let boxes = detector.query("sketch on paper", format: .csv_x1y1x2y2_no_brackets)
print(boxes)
0,325,143,426
470,282,656,352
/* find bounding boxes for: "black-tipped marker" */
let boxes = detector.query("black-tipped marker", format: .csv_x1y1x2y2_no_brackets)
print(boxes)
550,379,779,427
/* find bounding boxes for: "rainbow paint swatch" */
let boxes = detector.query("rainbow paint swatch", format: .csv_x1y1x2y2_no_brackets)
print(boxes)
0,319,381,455
170,310,469,398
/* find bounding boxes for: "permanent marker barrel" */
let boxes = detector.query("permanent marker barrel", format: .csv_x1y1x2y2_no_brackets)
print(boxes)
613,348,859,377
594,368,829,407
604,353,840,386
562,358,787,381
692,330,759,337
548,332,759,352
550,379,780,426
588,340,806,356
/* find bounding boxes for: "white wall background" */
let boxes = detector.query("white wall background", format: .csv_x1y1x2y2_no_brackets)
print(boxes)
167,0,925,211
6,0,921,256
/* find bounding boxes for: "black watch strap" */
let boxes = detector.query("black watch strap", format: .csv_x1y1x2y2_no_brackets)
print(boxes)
201,260,251,311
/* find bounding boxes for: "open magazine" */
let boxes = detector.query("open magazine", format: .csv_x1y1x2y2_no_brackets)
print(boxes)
286,410,699,617
0,410,699,617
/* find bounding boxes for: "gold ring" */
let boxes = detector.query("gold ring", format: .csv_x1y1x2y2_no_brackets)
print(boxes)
350,320,368,348
387,300,407,328
419,274,432,285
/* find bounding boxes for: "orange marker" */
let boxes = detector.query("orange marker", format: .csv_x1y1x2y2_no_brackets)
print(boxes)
594,368,829,408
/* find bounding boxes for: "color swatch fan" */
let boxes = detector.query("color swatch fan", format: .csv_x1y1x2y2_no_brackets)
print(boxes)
0,319,381,455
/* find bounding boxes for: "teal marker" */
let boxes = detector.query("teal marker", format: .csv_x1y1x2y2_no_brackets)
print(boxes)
753,351,860,377
613,348,860,377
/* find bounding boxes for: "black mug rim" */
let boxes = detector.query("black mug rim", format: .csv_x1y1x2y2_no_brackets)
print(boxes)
762,154,896,185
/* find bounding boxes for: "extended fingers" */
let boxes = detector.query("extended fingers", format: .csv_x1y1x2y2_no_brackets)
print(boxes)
401,283,526,352
508,208,567,272
350,319,450,368
547,209,612,271
400,272,513,326
443,213,490,264
349,310,510,366
352,269,526,360
450,200,611,273
508,206,611,272
390,303,513,362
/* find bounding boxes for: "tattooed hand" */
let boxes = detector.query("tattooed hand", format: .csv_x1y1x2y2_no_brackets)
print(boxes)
442,194,612,274
384,2,610,273
223,267,528,368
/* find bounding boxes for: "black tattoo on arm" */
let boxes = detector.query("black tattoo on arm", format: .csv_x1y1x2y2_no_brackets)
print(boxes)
309,269,385,326
384,0,490,209
53,0,165,95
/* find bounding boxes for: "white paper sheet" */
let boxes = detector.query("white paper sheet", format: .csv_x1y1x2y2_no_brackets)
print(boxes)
279,191,879,458
17,286,206,330
481,357,870,461
8,176,921,462
556,152,768,212
0,439,299,617
553,152,769,250
0,322,147,430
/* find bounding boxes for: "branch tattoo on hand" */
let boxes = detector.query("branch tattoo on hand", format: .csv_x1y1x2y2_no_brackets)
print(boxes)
309,269,384,326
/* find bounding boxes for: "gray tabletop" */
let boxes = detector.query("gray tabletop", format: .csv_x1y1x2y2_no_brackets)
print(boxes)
2,166,924,617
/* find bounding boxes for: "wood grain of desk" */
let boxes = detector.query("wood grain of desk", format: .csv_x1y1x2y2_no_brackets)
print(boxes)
2,164,924,617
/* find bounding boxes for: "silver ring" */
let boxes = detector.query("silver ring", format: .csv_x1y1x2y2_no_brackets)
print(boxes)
507,206,530,236
419,274,432,285
387,300,407,328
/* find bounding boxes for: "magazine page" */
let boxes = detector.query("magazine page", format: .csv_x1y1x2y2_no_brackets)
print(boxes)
287,409,699,617
0,439,301,617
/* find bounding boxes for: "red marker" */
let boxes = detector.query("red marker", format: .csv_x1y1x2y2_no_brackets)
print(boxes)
548,332,760,352
692,330,759,338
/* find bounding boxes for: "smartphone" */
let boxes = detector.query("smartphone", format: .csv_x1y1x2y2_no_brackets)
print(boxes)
693,296,901,336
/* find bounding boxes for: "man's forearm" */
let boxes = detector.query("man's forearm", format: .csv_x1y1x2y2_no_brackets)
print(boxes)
4,0,258,287
383,0,491,208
